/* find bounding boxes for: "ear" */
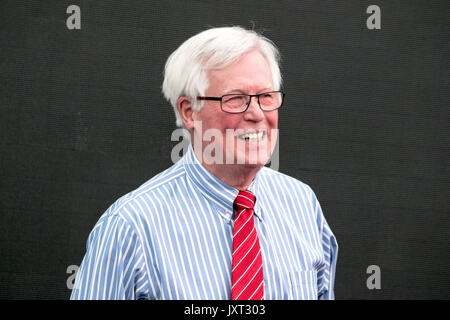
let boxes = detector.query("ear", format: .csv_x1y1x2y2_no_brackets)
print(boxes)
176,96,195,130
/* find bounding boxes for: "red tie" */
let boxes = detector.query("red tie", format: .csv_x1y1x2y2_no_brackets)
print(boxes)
231,190,264,300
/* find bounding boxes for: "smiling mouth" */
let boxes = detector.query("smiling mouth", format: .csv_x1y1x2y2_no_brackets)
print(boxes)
237,131,266,142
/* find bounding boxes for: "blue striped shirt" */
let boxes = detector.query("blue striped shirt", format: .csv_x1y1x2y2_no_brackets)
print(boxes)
71,145,338,300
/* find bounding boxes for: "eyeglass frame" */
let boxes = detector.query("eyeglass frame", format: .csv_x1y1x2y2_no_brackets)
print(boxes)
196,90,285,114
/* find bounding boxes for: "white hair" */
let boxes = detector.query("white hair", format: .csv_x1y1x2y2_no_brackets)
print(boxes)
162,26,282,127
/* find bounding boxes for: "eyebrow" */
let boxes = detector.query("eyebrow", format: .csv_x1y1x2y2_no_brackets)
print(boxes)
223,87,273,95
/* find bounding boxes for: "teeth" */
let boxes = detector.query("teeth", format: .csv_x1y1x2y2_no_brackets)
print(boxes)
238,131,264,141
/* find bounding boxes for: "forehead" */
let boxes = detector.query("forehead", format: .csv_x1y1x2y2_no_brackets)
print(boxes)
206,50,274,94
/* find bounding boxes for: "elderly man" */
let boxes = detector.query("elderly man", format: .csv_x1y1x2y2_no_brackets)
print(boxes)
71,26,338,300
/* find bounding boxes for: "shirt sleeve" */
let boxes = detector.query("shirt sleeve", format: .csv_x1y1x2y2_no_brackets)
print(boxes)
310,190,339,300
70,214,150,300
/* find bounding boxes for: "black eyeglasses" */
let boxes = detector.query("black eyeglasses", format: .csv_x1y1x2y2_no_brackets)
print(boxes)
197,91,285,114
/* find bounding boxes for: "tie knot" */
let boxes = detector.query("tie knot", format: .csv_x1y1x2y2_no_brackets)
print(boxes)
234,190,256,210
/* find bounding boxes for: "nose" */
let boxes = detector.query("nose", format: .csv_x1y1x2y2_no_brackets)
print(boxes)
243,96,264,122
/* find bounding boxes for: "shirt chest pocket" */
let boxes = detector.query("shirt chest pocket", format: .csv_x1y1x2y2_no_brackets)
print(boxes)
288,270,318,300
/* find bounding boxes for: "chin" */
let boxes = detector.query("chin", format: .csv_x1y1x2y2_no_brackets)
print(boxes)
235,152,271,167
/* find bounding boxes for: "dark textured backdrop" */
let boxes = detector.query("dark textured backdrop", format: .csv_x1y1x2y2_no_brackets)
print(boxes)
1,0,449,299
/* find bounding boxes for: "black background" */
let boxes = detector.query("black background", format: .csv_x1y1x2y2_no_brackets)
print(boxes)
1,0,449,299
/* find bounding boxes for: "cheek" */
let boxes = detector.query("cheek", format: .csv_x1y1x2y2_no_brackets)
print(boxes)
195,109,228,133
201,114,241,147
266,111,279,130
220,115,243,131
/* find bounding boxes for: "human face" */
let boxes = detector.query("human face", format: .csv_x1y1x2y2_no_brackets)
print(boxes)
192,49,279,168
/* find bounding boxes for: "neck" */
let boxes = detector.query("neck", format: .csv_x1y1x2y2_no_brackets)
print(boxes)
191,145,261,191
203,162,262,191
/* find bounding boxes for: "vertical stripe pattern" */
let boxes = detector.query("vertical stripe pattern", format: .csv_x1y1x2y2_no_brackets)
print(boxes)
71,144,338,300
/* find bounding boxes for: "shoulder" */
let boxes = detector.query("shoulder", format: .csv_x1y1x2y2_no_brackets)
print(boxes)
258,167,326,231
98,161,187,229
258,167,316,201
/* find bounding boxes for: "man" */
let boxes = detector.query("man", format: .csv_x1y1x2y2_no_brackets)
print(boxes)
71,26,338,300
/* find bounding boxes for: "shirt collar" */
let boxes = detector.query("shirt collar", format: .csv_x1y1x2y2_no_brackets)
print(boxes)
182,144,263,222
